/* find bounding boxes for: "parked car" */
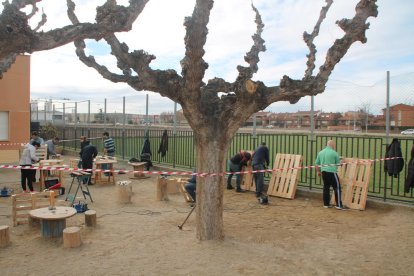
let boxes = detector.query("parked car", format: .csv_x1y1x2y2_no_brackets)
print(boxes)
401,129,414,135
265,125,274,129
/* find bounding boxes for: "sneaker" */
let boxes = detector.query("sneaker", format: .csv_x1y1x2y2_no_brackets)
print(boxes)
323,205,333,208
226,185,234,190
335,206,347,210
236,188,246,193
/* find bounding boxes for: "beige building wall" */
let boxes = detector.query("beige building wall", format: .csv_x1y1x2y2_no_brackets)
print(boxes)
0,55,30,163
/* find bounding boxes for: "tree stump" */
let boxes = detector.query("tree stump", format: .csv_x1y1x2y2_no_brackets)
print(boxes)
117,181,132,204
84,210,97,227
0,225,10,247
156,177,168,201
63,227,82,248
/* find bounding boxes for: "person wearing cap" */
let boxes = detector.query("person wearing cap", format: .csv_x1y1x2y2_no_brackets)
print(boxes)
227,150,252,192
19,141,40,192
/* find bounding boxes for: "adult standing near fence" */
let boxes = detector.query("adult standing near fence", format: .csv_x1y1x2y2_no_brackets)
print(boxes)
30,131,45,145
252,142,269,198
19,141,40,192
227,150,252,193
102,131,115,176
315,140,345,210
45,137,60,159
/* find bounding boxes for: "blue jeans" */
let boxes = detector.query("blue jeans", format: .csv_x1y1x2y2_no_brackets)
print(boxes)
227,160,241,189
253,164,265,197
102,152,114,175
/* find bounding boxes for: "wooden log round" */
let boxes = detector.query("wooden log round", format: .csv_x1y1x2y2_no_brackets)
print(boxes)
0,225,10,247
63,227,82,248
84,210,97,227
117,182,132,204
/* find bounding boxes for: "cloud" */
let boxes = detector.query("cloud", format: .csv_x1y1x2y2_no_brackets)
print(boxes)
24,0,414,116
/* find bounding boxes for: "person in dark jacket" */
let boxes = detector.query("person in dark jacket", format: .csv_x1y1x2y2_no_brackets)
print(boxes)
404,146,414,193
80,140,98,184
384,138,404,177
227,151,252,192
252,142,270,198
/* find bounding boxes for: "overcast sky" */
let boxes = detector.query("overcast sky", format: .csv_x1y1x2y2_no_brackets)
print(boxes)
20,0,414,115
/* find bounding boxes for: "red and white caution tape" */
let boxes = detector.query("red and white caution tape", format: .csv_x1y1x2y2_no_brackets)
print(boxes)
0,157,401,177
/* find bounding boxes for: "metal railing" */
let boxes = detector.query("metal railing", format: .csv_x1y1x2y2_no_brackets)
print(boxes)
57,126,414,204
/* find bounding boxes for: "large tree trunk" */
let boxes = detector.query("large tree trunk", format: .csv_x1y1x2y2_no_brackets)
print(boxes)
194,131,230,240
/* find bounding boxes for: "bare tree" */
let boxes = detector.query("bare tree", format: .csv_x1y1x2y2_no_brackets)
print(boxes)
66,0,377,240
0,0,147,77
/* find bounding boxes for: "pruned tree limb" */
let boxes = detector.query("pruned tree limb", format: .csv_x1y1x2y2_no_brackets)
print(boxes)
303,0,333,79
0,0,148,77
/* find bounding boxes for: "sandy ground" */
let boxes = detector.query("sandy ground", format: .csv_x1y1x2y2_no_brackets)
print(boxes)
0,156,413,276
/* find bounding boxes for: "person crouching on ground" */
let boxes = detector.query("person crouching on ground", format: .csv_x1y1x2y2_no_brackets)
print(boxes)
185,170,197,206
315,140,345,210
19,141,40,193
227,150,252,192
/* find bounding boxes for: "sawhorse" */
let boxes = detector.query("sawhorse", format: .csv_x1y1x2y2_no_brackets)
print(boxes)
65,171,93,205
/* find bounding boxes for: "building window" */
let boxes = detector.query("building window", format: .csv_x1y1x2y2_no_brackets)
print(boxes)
0,111,9,140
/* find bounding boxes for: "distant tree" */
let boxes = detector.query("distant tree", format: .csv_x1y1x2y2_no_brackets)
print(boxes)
358,102,372,132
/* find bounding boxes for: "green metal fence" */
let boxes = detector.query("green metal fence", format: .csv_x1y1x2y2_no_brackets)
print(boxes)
57,126,414,204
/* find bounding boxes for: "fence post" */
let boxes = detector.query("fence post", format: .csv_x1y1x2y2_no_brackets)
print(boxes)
122,96,126,160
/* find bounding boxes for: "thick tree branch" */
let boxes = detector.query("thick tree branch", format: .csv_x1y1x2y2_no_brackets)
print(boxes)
234,2,266,90
0,0,148,77
315,0,378,83
303,0,333,79
180,0,213,95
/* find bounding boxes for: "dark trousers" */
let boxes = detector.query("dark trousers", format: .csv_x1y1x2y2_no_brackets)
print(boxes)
227,161,242,189
21,166,36,191
322,171,343,207
185,182,196,202
82,160,93,184
253,164,265,197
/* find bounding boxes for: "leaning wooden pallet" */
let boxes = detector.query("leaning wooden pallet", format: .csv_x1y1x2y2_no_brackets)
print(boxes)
267,153,302,199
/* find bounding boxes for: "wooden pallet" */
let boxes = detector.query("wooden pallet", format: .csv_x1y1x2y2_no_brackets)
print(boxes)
267,154,302,199
332,158,372,210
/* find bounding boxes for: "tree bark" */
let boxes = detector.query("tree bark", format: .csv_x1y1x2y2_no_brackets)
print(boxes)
194,133,229,240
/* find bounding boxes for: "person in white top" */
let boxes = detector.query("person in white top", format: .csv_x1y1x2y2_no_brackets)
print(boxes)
19,141,40,192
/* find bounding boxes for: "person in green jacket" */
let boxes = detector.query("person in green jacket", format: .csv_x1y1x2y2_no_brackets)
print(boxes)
315,140,345,210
